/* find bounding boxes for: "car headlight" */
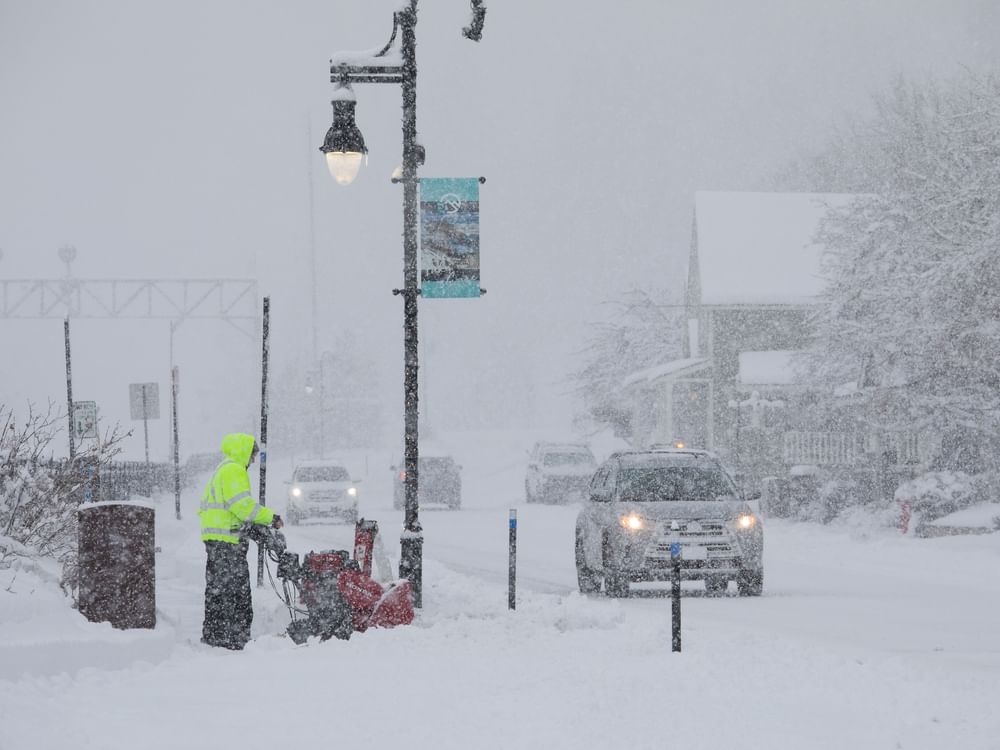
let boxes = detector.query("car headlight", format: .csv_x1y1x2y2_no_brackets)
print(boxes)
619,513,645,531
347,487,357,497
291,486,302,497
736,513,757,530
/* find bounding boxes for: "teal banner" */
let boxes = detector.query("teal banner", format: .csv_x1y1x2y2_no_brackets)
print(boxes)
420,178,480,299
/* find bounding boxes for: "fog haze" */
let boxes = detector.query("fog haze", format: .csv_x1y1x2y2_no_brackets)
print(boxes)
2,0,998,459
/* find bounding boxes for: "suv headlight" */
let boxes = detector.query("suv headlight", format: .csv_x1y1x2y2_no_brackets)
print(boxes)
291,486,302,497
619,513,645,531
347,487,357,497
736,513,757,530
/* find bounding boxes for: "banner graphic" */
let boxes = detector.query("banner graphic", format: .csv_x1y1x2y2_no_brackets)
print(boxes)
420,178,480,298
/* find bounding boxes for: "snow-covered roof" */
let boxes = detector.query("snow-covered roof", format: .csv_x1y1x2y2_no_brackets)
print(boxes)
737,350,803,386
622,358,711,389
692,191,856,306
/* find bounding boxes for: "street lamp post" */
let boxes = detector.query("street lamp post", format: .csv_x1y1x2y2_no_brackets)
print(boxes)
320,1,484,608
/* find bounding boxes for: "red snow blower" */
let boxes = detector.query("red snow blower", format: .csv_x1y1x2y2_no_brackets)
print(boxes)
249,519,414,643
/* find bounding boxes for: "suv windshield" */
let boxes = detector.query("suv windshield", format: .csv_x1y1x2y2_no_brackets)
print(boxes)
543,452,593,467
617,465,735,501
294,466,350,482
420,457,455,473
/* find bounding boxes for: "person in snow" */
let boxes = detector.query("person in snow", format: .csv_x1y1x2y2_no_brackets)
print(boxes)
199,433,282,650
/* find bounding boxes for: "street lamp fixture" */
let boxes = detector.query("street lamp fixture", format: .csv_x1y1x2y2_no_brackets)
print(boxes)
320,83,368,185
320,0,484,608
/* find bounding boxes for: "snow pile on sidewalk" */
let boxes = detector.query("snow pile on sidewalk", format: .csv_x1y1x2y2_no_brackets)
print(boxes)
2,485,1000,749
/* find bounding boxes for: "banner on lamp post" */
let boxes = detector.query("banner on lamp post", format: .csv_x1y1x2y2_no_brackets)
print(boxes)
420,177,480,298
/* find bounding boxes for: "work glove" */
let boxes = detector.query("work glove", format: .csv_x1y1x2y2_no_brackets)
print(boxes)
272,514,284,529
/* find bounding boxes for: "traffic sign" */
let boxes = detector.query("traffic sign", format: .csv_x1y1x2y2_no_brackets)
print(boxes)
129,383,160,420
74,401,98,439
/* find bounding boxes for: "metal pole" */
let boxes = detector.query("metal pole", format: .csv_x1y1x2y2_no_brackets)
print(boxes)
142,386,150,495
64,318,75,460
671,541,682,652
172,365,181,520
318,355,326,459
508,509,517,610
308,120,319,358
257,296,271,587
397,2,423,608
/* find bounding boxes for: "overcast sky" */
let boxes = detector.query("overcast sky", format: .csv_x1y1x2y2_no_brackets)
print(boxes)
2,0,998,460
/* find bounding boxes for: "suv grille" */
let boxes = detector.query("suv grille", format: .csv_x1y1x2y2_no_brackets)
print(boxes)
647,519,736,560
668,520,726,537
309,490,343,502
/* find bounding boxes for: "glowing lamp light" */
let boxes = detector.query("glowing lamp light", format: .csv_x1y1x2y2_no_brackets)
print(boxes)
325,151,365,185
319,88,368,186
619,513,645,531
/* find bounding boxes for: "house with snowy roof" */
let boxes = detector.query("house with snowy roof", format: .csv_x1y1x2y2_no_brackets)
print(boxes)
624,191,857,477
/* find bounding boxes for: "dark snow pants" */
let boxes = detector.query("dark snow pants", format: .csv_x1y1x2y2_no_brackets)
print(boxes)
202,539,253,650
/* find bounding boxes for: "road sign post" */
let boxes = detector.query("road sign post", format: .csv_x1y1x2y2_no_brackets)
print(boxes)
172,367,181,520
130,383,160,496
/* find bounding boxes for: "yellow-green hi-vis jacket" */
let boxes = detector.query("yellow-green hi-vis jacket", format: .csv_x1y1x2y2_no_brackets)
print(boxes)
199,433,275,544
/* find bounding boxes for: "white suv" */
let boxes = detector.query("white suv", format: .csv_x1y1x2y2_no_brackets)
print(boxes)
575,448,763,597
525,442,596,504
286,460,359,525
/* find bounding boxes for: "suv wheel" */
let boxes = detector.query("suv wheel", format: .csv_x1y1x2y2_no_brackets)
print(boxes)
287,509,300,526
575,529,601,594
737,569,763,597
524,481,534,504
704,577,728,596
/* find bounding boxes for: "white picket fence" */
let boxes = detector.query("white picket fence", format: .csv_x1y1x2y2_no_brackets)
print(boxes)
782,431,929,466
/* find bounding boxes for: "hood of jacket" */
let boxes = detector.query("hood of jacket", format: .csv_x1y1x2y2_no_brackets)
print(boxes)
220,433,256,467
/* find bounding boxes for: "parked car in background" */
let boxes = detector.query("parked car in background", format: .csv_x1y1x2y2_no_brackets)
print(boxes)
525,442,596,504
286,460,360,525
574,447,763,597
182,452,220,486
392,455,462,510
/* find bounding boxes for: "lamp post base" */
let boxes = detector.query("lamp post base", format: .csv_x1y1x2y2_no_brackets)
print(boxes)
399,529,423,608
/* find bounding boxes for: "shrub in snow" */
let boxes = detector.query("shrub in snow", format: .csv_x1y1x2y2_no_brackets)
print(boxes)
0,403,125,594
893,471,977,525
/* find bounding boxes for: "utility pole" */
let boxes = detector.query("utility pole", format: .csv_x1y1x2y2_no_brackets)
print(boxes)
64,318,76,460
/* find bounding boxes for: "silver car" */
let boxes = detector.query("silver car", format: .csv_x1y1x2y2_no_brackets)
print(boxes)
575,449,763,597
285,461,360,525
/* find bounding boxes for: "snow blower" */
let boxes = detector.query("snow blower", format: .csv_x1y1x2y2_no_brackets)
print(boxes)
249,519,414,644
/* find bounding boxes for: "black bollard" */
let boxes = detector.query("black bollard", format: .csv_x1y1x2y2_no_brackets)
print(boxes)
508,509,517,610
671,541,681,652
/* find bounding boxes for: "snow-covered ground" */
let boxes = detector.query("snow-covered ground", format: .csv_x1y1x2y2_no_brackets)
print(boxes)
2,430,999,749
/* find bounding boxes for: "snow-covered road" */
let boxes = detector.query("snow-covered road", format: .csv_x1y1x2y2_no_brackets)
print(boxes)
2,434,999,749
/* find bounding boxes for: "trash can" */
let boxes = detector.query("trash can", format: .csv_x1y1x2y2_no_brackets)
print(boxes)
77,501,156,629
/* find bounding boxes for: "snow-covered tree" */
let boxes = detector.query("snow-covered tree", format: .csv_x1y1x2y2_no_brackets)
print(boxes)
802,72,1000,469
570,287,684,435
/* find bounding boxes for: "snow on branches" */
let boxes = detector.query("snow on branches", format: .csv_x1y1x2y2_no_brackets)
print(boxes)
804,72,1000,468
0,403,126,575
570,288,684,434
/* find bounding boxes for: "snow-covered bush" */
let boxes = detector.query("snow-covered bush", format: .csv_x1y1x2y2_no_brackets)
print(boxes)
0,404,125,585
893,471,977,524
